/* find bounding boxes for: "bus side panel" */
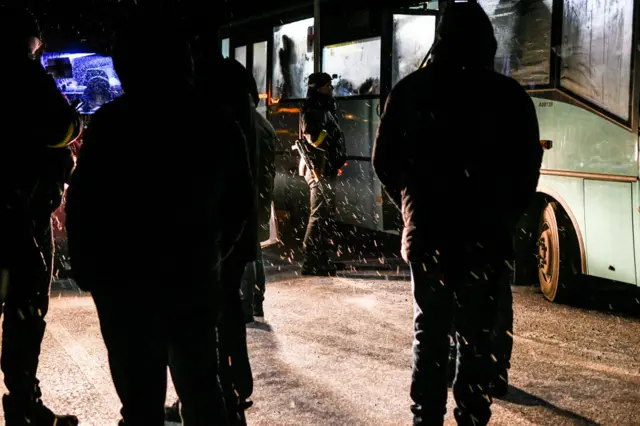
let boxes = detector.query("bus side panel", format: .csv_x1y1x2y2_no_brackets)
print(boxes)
633,181,640,287
537,174,586,266
532,97,638,177
334,160,368,227
584,180,636,284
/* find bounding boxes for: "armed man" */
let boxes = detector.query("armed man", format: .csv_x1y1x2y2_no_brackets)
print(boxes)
372,3,542,425
0,6,81,426
299,72,347,276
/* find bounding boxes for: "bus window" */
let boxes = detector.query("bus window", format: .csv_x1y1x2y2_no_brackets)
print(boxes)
253,40,268,116
559,0,634,121
478,0,552,87
235,45,247,68
272,17,315,100
392,14,436,87
322,37,381,97
221,38,230,58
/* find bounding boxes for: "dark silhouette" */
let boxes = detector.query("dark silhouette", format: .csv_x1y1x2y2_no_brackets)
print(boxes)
66,13,251,426
162,34,259,426
373,3,542,425
163,35,260,424
241,79,276,322
277,35,298,99
503,386,599,425
0,6,81,426
214,58,261,425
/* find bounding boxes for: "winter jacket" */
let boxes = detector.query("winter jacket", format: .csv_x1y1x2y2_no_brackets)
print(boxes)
65,86,251,291
373,61,542,263
300,92,346,177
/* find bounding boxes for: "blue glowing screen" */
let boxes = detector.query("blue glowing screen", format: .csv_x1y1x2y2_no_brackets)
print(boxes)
41,53,123,114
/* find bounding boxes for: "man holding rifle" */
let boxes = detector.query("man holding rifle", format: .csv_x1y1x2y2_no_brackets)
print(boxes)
298,72,346,276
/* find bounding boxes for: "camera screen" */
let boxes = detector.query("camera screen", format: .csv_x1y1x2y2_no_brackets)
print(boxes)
41,52,123,114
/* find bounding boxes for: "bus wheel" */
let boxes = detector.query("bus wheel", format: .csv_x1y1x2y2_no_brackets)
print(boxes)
537,202,577,302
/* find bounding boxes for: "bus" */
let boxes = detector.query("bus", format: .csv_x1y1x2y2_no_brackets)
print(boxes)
226,0,640,302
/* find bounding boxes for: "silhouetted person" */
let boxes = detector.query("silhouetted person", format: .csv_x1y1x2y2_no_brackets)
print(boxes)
164,41,259,425
215,57,260,426
299,72,346,276
373,3,542,425
0,6,81,426
66,14,251,426
241,78,276,322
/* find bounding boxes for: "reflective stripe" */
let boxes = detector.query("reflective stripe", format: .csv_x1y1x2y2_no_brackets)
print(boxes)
47,121,77,149
311,130,328,147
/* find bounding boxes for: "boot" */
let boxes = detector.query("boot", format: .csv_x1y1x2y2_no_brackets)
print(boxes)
454,407,490,426
252,304,264,317
236,399,253,425
490,368,509,398
164,399,181,422
411,404,444,426
3,394,78,426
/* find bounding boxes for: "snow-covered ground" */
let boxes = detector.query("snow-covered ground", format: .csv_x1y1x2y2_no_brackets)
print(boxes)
1,273,639,425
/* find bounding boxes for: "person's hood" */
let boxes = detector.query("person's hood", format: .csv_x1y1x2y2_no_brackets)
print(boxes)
431,3,497,69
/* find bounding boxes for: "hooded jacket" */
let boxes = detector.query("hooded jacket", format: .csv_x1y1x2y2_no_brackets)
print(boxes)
372,3,542,263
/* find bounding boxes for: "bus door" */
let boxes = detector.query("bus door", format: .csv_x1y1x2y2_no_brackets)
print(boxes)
269,16,316,239
311,2,383,231
322,37,383,231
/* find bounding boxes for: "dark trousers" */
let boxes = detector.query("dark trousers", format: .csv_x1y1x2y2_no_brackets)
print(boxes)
448,267,513,371
92,286,227,426
302,176,336,270
1,221,53,402
492,270,513,370
219,253,253,423
409,247,505,426
240,247,265,318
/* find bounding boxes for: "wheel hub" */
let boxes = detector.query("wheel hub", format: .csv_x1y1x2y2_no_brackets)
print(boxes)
538,226,552,283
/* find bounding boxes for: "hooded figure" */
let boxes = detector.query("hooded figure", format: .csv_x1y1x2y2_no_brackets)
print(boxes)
66,13,250,425
163,32,258,426
373,3,542,425
0,6,80,426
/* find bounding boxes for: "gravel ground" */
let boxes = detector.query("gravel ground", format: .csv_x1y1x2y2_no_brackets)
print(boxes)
0,273,637,425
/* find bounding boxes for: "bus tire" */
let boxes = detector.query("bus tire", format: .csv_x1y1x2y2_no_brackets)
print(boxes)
537,202,578,302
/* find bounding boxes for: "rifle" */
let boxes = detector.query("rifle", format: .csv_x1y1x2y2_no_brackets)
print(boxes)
293,138,322,184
